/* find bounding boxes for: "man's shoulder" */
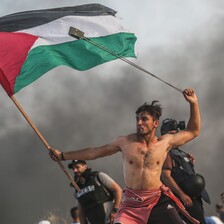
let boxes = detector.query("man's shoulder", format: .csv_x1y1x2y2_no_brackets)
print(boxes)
96,171,117,189
117,133,133,139
114,133,135,143
91,171,111,180
97,171,114,181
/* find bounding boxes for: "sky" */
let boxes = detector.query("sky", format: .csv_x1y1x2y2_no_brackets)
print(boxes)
1,0,224,223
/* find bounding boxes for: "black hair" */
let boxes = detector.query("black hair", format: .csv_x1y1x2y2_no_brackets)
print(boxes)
70,207,79,219
136,100,162,120
216,203,223,210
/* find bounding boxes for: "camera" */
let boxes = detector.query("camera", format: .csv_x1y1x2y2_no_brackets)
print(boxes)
160,118,185,135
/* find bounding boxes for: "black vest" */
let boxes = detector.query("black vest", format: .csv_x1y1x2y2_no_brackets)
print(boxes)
75,170,113,212
170,148,195,184
169,148,210,204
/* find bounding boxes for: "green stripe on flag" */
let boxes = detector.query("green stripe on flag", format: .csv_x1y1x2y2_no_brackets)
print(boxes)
14,32,136,93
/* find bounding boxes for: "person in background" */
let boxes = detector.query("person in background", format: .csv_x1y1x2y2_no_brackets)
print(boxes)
38,221,51,224
216,192,224,222
68,160,122,224
205,216,223,224
70,206,81,224
161,118,210,224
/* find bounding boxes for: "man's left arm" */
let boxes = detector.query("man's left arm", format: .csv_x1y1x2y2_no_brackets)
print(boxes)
98,172,122,221
110,181,123,211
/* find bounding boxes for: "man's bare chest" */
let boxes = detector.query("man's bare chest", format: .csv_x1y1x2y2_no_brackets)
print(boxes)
123,143,166,168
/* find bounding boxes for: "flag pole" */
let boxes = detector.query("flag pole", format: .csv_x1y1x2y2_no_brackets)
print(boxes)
68,27,183,93
10,95,80,191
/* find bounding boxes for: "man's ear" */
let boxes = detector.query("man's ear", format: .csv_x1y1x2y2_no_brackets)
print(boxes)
154,120,159,128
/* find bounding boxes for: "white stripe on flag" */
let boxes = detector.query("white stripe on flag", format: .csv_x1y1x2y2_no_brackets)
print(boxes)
18,15,131,49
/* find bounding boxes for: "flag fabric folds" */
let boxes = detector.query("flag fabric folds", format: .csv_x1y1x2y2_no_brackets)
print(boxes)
0,4,136,96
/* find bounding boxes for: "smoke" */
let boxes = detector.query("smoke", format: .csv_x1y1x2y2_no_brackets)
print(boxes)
1,1,224,223
0,64,147,223
139,15,224,215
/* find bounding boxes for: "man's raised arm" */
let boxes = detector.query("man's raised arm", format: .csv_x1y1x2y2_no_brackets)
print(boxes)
169,88,201,147
184,88,201,136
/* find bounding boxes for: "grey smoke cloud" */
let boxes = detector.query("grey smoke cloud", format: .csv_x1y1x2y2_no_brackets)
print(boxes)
1,1,224,223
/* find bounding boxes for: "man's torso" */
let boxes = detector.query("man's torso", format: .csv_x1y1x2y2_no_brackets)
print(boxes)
117,134,170,190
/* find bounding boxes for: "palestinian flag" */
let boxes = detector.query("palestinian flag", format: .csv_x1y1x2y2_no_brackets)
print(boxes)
0,4,136,96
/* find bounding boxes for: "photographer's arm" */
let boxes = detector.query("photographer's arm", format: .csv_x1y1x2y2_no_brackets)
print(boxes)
161,169,193,207
161,153,193,207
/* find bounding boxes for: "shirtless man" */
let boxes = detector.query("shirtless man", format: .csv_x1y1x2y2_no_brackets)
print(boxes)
50,88,200,224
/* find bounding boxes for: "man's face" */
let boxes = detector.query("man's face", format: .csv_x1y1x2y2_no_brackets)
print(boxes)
72,163,87,177
136,112,159,135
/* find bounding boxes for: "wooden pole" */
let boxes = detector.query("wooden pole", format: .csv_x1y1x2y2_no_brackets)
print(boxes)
10,95,80,191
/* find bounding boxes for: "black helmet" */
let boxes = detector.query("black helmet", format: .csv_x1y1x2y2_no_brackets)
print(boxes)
179,174,205,198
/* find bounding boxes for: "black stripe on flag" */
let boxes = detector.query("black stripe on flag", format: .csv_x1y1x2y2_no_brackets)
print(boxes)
0,4,117,32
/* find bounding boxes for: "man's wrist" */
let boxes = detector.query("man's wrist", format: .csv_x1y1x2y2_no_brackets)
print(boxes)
112,207,119,213
61,152,66,161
